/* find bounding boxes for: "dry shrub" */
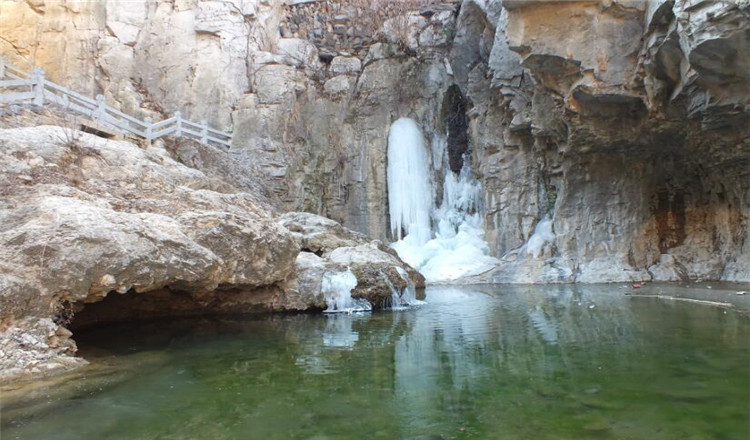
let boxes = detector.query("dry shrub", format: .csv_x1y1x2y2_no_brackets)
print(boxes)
39,109,104,187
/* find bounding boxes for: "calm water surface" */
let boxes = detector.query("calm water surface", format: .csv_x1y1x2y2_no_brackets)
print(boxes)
2,284,749,440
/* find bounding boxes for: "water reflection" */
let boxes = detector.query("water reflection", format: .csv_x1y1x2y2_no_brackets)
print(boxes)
322,313,369,348
528,306,559,345
2,283,748,440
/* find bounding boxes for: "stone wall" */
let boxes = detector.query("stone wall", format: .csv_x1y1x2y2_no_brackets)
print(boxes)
280,0,458,58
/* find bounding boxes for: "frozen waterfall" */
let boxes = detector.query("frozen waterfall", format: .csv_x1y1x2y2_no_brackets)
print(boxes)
386,267,426,310
387,118,433,245
387,119,499,283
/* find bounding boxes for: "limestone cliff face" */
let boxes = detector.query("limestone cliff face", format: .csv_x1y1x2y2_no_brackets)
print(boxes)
458,0,749,283
0,0,457,240
1,0,748,283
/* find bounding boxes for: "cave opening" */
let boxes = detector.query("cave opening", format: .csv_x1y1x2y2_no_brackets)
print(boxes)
440,85,470,173
67,288,205,332
66,285,277,333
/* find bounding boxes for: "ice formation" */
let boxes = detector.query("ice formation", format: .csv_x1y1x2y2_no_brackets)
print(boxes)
387,124,499,283
387,267,426,309
387,118,433,245
322,270,372,313
525,216,555,258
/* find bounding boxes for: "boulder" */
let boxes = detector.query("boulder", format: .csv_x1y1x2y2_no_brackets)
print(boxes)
329,243,425,308
254,64,306,104
274,252,333,311
323,75,355,96
277,37,321,69
329,56,362,75
276,213,425,310
363,42,405,66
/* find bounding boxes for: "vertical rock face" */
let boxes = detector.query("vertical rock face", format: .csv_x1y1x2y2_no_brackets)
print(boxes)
458,0,749,283
1,0,748,283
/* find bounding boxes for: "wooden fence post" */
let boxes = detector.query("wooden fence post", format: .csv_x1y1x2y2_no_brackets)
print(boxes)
144,117,153,147
32,67,45,108
95,94,106,123
175,111,182,138
0,57,6,78
201,120,208,144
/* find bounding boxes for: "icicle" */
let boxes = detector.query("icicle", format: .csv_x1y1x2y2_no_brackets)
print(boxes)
380,271,406,309
379,267,425,310
431,133,447,171
395,267,424,306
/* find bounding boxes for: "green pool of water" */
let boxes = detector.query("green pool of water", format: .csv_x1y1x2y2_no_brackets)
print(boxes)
2,283,749,440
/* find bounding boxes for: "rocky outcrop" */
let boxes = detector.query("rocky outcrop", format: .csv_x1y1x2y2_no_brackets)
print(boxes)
0,0,459,241
0,318,85,381
0,126,299,380
460,0,750,283
0,129,425,381
276,212,425,309
278,211,373,253
331,243,425,307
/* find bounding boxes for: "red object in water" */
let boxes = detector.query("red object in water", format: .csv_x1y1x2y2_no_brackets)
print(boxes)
632,283,642,289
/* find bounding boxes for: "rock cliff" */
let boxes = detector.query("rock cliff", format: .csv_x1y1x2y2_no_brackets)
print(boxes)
1,0,747,286
464,0,749,283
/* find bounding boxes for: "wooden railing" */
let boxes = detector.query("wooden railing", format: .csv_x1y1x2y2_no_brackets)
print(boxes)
0,58,232,149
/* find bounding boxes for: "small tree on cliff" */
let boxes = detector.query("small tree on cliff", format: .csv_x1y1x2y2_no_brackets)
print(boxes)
350,0,426,51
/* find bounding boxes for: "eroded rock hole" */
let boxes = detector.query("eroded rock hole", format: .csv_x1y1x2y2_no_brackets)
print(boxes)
301,248,325,257
441,85,469,173
68,286,277,332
